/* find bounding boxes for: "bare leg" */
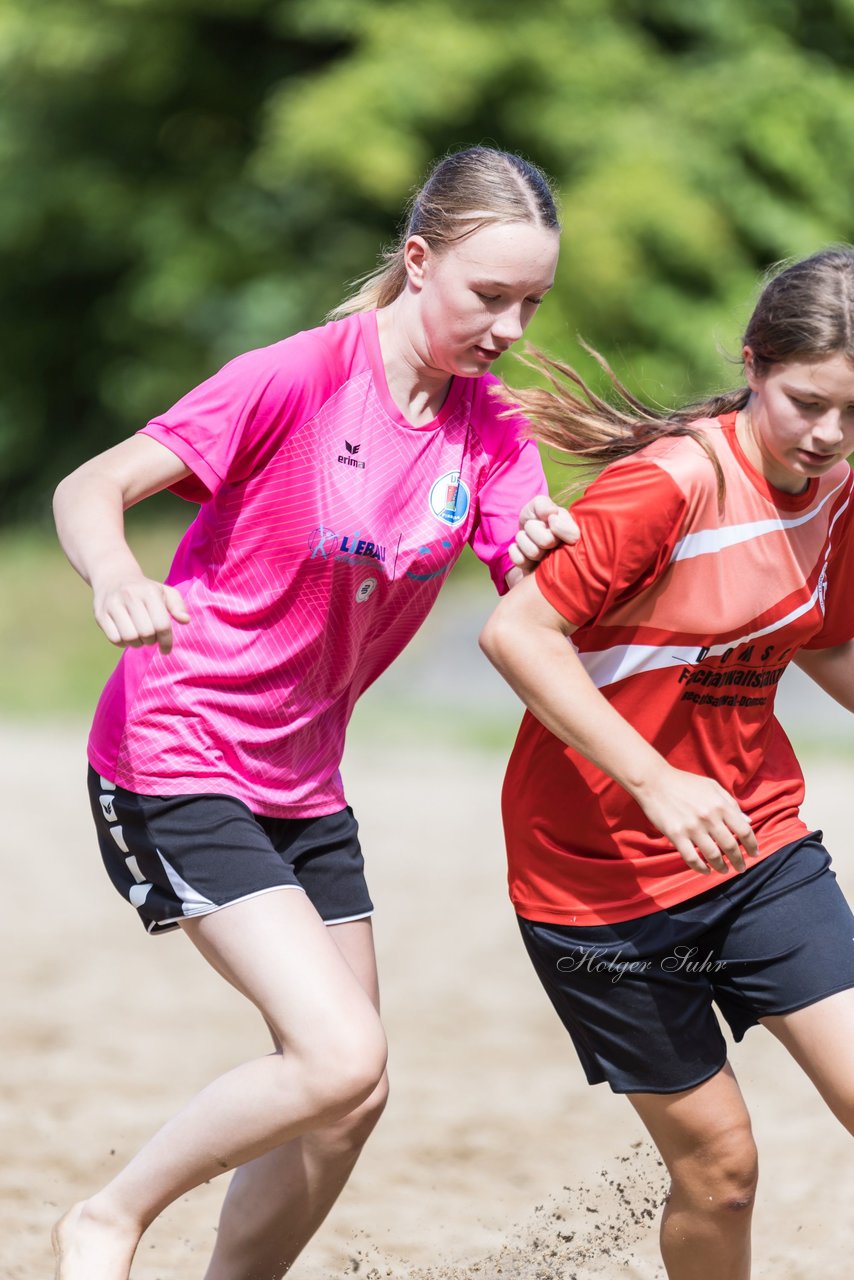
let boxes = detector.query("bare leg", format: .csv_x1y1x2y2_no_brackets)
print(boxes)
202,919,388,1280
52,891,387,1280
628,1063,758,1280
761,987,854,1133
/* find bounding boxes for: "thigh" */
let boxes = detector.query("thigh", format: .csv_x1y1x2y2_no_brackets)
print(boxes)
257,922,383,1064
629,1061,753,1177
317,919,389,1115
326,918,381,1012
762,988,854,1130
182,890,383,1059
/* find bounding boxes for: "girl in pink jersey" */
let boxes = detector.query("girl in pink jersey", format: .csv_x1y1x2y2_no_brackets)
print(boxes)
481,248,854,1280
51,147,575,1280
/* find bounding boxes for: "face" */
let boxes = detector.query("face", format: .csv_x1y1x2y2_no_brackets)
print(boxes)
740,348,854,493
404,220,559,378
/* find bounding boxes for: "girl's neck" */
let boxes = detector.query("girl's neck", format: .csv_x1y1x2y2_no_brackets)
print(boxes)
375,301,453,427
734,407,808,495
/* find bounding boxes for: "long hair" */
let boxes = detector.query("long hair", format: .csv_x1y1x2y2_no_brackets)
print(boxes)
506,246,854,502
329,146,559,319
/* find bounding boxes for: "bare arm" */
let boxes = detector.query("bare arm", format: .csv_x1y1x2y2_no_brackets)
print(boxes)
53,434,194,654
480,575,757,874
794,641,854,713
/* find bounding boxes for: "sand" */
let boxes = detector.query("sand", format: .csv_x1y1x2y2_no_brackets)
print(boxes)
2,717,852,1279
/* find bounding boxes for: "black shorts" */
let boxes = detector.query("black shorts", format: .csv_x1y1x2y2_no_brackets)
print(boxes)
518,833,854,1095
87,766,373,935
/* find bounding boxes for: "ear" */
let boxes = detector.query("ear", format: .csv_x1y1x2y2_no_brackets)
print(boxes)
743,344,760,391
403,235,430,290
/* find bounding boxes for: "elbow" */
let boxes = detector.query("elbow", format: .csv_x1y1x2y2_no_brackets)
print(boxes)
54,461,123,522
478,617,496,665
52,472,75,527
479,610,512,674
52,466,90,528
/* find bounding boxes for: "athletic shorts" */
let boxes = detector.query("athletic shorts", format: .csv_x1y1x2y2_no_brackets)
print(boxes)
87,765,373,935
518,832,854,1095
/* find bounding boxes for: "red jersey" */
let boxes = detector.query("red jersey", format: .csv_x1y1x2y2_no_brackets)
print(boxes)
504,413,854,925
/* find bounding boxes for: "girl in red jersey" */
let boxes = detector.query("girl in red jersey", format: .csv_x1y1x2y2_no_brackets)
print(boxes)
51,147,576,1280
481,247,854,1280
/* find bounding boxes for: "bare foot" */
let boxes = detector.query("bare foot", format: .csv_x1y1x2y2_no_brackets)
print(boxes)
52,1200,140,1280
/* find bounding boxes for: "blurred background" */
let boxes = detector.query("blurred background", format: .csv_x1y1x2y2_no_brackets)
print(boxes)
1,0,853,742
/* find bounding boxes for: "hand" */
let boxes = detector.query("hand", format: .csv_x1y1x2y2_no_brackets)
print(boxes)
93,575,190,655
634,763,758,875
506,495,580,587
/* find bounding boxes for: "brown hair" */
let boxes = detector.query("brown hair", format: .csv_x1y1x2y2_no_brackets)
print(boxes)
329,146,559,319
506,246,854,502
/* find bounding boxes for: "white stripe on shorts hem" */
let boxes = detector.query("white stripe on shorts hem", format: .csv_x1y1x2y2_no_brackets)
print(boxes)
150,883,306,932
325,910,375,925
146,887,374,934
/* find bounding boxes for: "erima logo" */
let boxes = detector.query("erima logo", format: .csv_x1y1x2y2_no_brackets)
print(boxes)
99,794,117,823
337,440,365,469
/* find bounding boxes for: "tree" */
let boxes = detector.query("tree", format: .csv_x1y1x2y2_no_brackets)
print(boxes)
3,0,854,519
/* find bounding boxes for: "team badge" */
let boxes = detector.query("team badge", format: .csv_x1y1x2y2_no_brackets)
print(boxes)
428,470,470,527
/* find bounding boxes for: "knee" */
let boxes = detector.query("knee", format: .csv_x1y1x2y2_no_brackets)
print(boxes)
342,1068,389,1137
675,1123,759,1213
312,1072,390,1155
301,1019,388,1121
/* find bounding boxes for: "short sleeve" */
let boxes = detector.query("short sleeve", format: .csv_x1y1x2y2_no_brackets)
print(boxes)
469,436,547,593
802,478,854,649
139,327,339,503
465,381,548,593
536,458,689,627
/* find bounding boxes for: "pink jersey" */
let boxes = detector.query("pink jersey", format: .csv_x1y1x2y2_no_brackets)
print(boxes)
88,311,544,816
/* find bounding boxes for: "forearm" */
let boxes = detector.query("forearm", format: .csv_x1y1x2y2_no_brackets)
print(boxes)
54,435,192,652
53,469,144,592
481,576,756,872
53,434,191,594
480,610,667,802
795,642,854,713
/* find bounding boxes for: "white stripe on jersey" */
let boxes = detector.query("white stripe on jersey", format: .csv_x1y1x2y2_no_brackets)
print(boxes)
577,579,824,690
670,474,850,563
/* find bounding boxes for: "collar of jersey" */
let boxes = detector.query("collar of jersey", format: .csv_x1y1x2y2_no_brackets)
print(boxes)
719,411,819,512
359,310,470,431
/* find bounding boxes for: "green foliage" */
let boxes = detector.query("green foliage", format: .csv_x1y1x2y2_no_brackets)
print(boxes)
3,0,854,520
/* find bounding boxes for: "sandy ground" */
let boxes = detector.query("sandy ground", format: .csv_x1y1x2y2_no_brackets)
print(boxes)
3,715,853,1280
